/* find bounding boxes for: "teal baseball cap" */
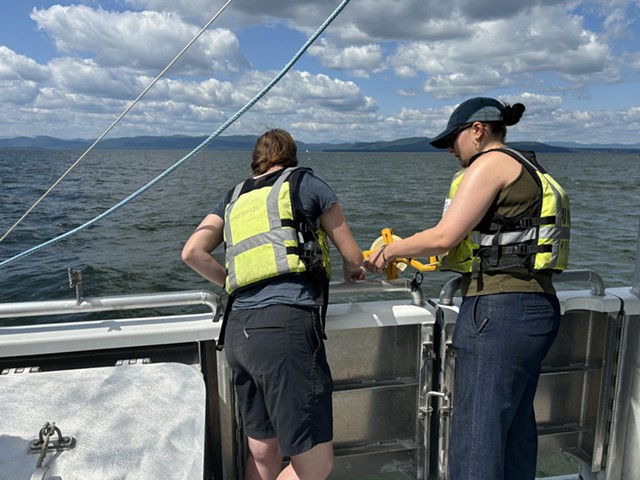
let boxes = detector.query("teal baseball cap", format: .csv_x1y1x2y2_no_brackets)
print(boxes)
429,97,506,149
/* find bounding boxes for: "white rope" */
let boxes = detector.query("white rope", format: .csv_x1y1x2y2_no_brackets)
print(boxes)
0,0,352,269
0,0,234,244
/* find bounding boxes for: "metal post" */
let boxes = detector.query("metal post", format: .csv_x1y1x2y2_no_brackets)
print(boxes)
633,217,640,297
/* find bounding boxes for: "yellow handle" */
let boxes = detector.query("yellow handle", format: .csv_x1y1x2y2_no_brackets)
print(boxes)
363,228,439,279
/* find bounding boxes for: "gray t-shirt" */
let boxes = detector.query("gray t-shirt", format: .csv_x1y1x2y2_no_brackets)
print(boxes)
210,168,338,309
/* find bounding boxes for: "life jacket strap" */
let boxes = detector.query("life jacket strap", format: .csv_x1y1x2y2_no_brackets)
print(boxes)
216,294,235,351
489,215,556,231
476,243,554,257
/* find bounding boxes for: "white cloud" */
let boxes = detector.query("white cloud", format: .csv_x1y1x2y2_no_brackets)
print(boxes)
0,42,381,140
0,79,41,105
308,39,383,73
0,1,638,144
627,51,640,72
47,57,144,100
276,71,377,112
603,8,635,39
384,5,617,98
31,5,248,75
0,46,49,82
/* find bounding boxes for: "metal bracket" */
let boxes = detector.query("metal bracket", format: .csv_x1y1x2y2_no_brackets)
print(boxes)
29,423,76,454
68,268,84,303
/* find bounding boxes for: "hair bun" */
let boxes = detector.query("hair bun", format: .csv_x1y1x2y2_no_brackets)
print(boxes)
503,103,526,126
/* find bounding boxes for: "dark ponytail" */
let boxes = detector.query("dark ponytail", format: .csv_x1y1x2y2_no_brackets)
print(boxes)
485,102,526,141
503,102,526,126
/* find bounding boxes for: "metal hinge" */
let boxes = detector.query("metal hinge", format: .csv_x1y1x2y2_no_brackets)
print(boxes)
115,358,151,366
1,366,40,375
595,308,626,470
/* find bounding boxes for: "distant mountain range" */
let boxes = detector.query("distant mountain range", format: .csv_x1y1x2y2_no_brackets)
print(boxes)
1,134,639,153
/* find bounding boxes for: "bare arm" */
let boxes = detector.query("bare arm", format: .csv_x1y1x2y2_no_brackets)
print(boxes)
366,152,522,272
320,202,365,281
181,214,227,288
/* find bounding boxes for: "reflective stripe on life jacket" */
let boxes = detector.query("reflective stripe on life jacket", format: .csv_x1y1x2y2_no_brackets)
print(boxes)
439,148,570,275
223,167,331,295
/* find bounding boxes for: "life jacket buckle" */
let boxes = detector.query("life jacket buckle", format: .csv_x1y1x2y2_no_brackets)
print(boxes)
298,222,311,234
513,244,531,255
518,217,536,229
301,241,321,259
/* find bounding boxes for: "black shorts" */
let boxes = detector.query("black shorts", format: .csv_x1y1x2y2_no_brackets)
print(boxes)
224,304,333,457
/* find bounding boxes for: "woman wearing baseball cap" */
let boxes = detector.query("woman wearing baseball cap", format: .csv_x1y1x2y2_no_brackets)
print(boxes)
365,97,570,480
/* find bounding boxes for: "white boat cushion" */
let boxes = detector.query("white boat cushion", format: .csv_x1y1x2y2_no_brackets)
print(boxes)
0,362,206,480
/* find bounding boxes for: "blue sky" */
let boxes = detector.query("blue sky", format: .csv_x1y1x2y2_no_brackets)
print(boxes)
1,0,639,145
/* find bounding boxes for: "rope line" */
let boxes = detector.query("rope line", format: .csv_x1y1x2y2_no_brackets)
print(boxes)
0,0,351,269
36,423,56,469
0,0,234,244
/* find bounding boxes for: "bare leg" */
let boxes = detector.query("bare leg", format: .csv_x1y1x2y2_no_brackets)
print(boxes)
277,442,334,480
245,436,282,480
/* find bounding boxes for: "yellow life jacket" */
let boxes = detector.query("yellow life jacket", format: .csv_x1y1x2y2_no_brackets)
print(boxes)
223,167,331,295
440,148,570,275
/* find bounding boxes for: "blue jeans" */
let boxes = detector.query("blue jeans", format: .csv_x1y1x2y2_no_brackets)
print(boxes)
448,292,561,480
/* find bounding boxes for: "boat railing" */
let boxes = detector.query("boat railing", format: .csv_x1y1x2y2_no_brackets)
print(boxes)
438,268,607,306
330,278,425,306
0,277,427,324
634,218,640,297
0,268,610,320
0,289,222,321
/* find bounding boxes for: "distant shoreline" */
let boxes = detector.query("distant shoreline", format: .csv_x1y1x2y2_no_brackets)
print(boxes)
1,134,639,154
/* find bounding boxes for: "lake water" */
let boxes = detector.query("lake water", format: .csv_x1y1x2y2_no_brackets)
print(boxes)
1,148,639,309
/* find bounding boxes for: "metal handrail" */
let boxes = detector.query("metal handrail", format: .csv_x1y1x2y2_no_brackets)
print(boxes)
330,279,425,307
0,290,221,321
438,269,606,306
438,276,462,306
634,218,640,297
556,269,606,296
0,281,423,323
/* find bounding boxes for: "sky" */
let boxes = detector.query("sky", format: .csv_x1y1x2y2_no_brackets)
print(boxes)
1,0,639,145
